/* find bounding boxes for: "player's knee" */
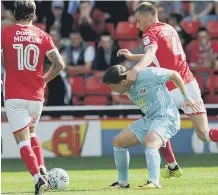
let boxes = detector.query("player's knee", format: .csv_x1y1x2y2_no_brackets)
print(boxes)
112,137,123,147
29,126,35,133
13,128,30,144
196,130,207,142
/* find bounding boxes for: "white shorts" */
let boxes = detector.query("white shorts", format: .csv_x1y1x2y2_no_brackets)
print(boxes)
5,99,43,133
169,80,206,115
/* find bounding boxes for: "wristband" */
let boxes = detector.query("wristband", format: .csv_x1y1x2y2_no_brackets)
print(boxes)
183,94,190,101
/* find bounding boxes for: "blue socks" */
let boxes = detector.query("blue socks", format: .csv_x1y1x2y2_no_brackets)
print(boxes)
113,146,130,186
145,146,161,186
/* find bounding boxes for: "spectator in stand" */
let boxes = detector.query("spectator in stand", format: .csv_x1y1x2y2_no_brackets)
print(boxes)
122,31,144,70
188,27,218,69
49,29,65,53
94,31,124,70
183,1,217,26
157,4,169,23
46,1,73,38
156,1,184,16
72,1,105,42
95,1,129,25
1,3,15,29
168,13,192,48
68,0,95,15
63,30,95,74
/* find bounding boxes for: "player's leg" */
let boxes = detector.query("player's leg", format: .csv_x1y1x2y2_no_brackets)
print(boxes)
158,88,182,176
28,101,49,183
183,80,218,142
107,127,140,189
136,118,180,190
5,99,47,194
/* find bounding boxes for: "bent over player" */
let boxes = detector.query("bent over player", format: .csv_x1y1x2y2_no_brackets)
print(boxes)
1,0,65,194
103,65,200,189
117,2,218,178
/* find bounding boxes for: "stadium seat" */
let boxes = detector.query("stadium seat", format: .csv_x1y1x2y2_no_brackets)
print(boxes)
182,2,190,16
118,40,141,50
34,23,46,31
205,74,218,93
204,94,218,103
115,22,139,39
106,23,115,37
69,76,85,96
85,76,111,95
206,21,218,38
180,21,201,37
84,95,111,105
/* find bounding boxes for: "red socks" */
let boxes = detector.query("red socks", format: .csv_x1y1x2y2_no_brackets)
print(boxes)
31,133,45,167
19,141,39,176
159,140,176,164
208,129,218,142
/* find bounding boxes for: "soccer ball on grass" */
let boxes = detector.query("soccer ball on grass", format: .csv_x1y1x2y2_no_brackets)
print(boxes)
48,168,69,190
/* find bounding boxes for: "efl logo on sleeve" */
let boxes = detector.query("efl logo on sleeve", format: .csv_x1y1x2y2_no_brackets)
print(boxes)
143,36,150,45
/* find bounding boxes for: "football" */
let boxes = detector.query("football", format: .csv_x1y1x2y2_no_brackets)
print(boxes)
48,168,70,190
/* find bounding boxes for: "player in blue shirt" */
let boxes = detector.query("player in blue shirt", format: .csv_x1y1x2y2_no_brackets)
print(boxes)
103,65,200,189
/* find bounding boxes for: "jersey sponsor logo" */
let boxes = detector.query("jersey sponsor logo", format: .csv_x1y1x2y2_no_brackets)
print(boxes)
136,99,145,108
143,36,150,45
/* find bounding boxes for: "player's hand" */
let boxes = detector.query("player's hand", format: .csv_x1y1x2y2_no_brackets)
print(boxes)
117,49,134,60
125,68,138,88
183,97,202,114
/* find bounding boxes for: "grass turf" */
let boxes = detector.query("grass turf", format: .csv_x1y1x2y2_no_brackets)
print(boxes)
1,154,218,195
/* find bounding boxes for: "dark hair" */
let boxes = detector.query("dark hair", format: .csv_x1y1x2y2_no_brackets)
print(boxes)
103,65,127,84
80,1,91,5
70,29,80,34
138,31,143,39
135,2,158,16
100,31,111,37
14,0,36,21
169,13,182,24
197,27,208,34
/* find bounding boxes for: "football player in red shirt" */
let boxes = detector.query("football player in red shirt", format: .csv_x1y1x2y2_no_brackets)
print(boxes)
117,2,218,183
1,0,65,194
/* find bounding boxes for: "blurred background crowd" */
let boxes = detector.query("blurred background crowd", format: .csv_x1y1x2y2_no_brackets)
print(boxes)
1,1,218,108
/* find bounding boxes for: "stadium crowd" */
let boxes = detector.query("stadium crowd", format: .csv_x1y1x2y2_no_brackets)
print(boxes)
1,1,218,107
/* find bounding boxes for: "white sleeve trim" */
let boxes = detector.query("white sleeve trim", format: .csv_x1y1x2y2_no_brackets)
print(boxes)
46,48,58,56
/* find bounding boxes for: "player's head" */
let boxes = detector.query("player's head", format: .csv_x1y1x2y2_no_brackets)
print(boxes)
134,2,158,31
14,0,36,22
103,65,128,94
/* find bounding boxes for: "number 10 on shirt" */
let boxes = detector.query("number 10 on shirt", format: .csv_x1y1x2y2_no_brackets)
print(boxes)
13,43,40,71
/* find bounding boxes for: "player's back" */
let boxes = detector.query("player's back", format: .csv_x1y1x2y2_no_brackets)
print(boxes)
126,67,179,121
143,22,195,90
2,24,54,101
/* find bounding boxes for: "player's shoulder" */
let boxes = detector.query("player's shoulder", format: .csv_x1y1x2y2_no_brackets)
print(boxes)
138,67,155,79
30,25,49,37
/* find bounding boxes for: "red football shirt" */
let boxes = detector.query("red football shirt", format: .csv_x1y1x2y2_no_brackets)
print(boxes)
1,24,55,101
142,22,195,91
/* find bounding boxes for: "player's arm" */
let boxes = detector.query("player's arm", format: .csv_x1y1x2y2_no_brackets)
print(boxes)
43,49,65,83
133,44,158,72
154,68,201,112
168,70,189,98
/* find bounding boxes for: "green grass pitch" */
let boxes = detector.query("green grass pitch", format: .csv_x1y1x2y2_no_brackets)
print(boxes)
2,154,218,195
